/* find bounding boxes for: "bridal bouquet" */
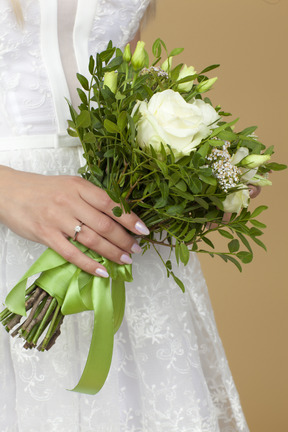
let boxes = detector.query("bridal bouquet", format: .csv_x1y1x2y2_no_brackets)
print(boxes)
0,39,285,394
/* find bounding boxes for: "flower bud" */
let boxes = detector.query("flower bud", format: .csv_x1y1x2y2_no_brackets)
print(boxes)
131,41,146,70
161,57,173,73
241,154,271,168
176,65,196,92
123,43,131,62
103,71,118,94
197,77,218,93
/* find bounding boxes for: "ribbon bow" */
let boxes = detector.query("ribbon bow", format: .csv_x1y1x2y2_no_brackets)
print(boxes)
5,241,132,394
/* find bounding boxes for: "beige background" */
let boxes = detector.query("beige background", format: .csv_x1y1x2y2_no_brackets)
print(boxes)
142,1,288,431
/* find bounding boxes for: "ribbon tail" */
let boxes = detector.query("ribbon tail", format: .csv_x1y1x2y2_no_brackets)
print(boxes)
70,276,114,394
111,279,125,334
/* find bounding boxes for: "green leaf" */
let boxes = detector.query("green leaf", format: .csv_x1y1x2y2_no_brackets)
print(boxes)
152,38,162,57
198,174,217,186
170,64,183,82
209,196,224,211
209,118,239,139
218,130,238,141
105,56,123,71
75,110,91,128
240,126,258,136
175,180,187,192
250,220,266,229
77,73,89,91
184,228,196,242
251,236,267,251
228,239,240,253
179,243,190,265
197,141,210,158
218,229,234,239
168,47,184,57
206,139,226,147
250,205,268,218
202,237,215,249
225,255,242,272
117,111,127,132
236,232,252,253
166,260,172,270
112,206,123,217
171,271,185,293
67,128,78,138
77,88,88,105
103,148,115,158
188,176,202,194
106,190,120,203
104,119,120,134
265,162,287,171
166,201,187,215
155,159,168,176
83,131,96,144
236,251,253,264
194,197,209,210
249,227,263,237
200,64,220,74
88,56,95,75
100,47,116,64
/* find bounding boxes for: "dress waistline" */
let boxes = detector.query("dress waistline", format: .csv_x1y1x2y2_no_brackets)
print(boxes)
0,134,80,151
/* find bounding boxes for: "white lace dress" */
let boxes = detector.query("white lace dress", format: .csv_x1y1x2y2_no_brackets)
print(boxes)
0,1,249,431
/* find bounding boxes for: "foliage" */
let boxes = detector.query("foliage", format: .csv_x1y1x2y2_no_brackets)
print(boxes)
67,39,286,288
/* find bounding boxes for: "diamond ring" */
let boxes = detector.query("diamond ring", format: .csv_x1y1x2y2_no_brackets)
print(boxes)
73,222,83,241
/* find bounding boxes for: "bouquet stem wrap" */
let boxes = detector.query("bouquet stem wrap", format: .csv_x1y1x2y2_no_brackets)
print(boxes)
5,241,132,394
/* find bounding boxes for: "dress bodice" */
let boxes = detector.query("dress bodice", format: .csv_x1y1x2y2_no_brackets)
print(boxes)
0,0,150,137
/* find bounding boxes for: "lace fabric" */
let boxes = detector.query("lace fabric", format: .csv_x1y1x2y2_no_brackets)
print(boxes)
0,1,249,431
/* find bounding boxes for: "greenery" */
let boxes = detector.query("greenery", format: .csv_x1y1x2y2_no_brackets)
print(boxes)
66,38,286,289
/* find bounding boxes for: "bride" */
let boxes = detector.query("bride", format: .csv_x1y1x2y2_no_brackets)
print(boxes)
0,1,252,431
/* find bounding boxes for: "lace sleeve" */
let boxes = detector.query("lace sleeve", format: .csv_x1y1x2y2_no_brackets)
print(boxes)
88,0,152,54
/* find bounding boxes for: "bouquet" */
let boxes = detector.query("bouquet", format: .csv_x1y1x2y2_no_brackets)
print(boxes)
0,39,285,394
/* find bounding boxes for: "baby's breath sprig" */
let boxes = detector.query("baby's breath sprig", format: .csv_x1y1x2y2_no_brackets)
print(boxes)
207,142,241,192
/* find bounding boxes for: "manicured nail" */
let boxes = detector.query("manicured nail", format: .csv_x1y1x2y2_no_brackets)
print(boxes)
120,254,133,265
135,221,150,235
131,242,142,254
95,268,109,278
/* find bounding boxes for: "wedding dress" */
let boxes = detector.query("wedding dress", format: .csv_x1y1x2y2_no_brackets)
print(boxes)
0,1,249,431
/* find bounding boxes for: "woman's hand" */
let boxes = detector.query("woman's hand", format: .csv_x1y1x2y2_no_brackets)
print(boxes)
0,166,149,277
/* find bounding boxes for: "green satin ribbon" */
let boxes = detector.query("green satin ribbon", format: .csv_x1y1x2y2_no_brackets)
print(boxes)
5,241,132,394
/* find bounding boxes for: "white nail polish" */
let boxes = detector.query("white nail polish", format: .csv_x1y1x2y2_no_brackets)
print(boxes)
135,221,150,235
95,268,109,278
120,254,133,265
131,242,142,254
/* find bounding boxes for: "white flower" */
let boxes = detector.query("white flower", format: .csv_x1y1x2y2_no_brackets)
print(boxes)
229,147,258,183
222,187,250,214
249,173,272,186
230,147,249,165
134,89,220,160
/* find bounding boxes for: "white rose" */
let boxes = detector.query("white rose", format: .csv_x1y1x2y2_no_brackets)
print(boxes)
135,89,220,160
222,187,250,214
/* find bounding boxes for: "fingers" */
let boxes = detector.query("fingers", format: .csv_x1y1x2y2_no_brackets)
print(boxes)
71,201,142,255
248,185,261,199
71,223,135,265
77,179,150,236
47,233,110,277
